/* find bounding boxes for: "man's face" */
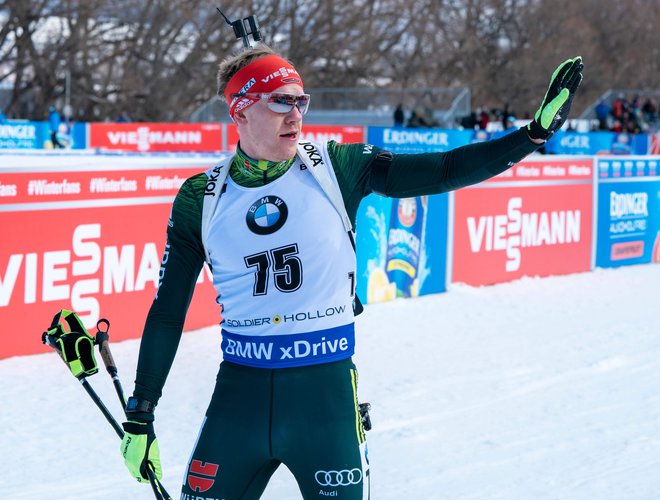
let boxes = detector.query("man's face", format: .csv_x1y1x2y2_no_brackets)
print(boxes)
234,84,305,162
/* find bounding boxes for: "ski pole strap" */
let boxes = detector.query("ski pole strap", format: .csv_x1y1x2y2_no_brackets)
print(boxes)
42,309,98,379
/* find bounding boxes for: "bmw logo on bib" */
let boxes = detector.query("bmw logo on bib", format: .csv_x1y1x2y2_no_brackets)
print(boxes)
246,196,288,235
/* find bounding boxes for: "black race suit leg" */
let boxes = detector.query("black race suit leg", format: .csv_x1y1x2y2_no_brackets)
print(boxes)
180,358,369,500
273,359,369,499
180,361,280,500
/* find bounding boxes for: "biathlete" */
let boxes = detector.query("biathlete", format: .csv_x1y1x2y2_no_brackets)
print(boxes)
119,43,583,499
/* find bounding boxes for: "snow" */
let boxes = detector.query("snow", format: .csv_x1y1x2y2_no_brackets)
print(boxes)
1,264,659,499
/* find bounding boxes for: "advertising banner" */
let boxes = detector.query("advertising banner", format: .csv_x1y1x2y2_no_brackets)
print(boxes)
89,122,222,152
358,127,459,302
651,133,660,155
0,157,219,359
452,157,594,286
355,193,448,304
595,156,660,267
546,131,649,155
68,122,88,149
0,121,48,149
225,124,365,152
367,127,472,153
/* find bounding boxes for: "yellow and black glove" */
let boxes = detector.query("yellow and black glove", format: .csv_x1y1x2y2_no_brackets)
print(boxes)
527,56,584,141
120,396,161,483
120,420,162,483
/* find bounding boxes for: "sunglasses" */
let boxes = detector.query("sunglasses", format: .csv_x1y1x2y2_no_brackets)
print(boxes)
231,92,311,114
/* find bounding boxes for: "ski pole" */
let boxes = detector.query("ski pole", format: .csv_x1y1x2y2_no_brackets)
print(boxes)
95,318,127,407
42,312,173,500
81,377,125,438
93,318,173,500
79,377,171,500
42,329,125,438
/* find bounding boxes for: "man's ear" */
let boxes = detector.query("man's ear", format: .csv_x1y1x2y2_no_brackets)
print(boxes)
233,110,247,125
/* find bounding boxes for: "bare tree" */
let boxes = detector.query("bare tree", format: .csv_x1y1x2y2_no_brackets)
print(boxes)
0,0,657,122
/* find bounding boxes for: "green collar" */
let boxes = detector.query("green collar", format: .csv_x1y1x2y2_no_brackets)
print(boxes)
229,146,295,187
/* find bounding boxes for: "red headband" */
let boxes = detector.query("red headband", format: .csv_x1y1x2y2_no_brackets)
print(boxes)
225,54,303,118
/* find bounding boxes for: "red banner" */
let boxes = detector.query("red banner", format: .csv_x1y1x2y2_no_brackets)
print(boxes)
651,133,660,155
1,162,218,359
0,169,192,204
452,158,594,286
89,123,222,152
225,124,365,151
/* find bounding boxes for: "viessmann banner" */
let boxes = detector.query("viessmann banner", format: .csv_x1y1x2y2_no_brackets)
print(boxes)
0,155,219,358
225,124,365,151
89,122,223,152
452,157,594,286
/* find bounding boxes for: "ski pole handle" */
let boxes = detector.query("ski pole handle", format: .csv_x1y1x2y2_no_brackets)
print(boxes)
94,318,127,408
95,319,118,376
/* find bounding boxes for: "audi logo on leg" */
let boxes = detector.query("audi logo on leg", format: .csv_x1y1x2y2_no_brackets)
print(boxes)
315,469,363,487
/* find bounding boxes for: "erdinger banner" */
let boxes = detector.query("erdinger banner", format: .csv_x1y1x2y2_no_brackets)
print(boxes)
355,193,449,304
452,157,594,286
0,157,218,359
595,157,660,267
0,121,48,149
226,124,364,151
367,127,473,153
90,122,222,152
546,131,649,155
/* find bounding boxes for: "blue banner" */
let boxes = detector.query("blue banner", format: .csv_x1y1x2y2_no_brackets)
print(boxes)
0,121,88,149
595,157,660,267
367,127,472,153
0,121,48,149
359,127,455,302
355,193,448,303
69,122,87,149
546,131,649,155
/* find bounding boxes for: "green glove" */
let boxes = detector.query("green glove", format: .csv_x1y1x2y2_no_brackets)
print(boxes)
120,421,162,482
527,56,584,141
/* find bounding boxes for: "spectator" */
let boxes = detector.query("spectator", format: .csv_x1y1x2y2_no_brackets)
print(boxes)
492,115,518,139
611,93,627,122
501,103,516,129
595,99,610,130
0,108,6,123
393,103,404,127
459,110,478,129
117,110,132,123
623,111,641,134
421,106,439,127
504,115,517,131
407,108,424,128
478,106,489,130
642,98,657,125
631,95,641,115
48,106,64,148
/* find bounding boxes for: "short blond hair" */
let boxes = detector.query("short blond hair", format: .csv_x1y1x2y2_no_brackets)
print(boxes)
217,44,295,101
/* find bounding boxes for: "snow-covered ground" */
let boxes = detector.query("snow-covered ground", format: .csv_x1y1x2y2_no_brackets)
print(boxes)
2,264,659,499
